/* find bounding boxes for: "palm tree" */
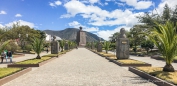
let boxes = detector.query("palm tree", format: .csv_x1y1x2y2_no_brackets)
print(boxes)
148,21,177,72
31,37,44,59
59,40,65,52
68,41,72,50
103,41,111,53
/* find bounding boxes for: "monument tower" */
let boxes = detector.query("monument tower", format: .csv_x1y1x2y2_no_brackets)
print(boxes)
76,26,86,47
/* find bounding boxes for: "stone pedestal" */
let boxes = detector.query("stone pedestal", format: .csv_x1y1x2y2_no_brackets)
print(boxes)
51,41,59,54
97,42,102,52
64,43,69,50
116,28,129,59
91,42,94,49
76,27,86,47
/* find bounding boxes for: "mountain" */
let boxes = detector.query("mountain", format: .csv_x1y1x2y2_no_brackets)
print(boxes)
44,28,104,42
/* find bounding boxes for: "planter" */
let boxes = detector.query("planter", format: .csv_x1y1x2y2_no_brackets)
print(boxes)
0,67,32,86
8,57,56,67
129,67,176,86
105,57,151,67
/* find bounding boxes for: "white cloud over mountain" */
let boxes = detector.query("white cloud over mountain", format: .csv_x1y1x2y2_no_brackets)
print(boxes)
68,21,99,32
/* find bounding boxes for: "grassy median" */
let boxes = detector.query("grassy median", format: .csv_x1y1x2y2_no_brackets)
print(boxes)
0,68,24,79
16,57,51,64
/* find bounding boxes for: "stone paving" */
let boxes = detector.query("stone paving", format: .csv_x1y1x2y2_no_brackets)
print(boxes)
3,48,156,86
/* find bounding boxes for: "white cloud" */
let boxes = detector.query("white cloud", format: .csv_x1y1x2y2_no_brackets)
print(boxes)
105,2,108,5
0,10,7,14
68,21,99,32
62,0,176,40
0,24,4,28
49,0,62,7
152,0,177,15
62,0,143,27
89,0,99,4
120,0,153,10
96,26,131,40
5,20,35,28
68,21,81,28
15,14,22,17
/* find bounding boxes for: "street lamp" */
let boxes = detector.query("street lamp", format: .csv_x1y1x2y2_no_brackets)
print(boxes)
18,33,28,52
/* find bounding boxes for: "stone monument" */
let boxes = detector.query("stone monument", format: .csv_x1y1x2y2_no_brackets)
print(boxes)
116,28,129,59
91,42,94,49
76,26,86,47
64,41,69,50
51,36,59,54
97,39,102,52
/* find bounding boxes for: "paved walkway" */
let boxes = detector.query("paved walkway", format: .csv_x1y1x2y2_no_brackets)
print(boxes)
0,52,49,68
3,48,156,86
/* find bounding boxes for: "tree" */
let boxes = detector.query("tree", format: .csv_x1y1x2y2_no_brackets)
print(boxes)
68,41,72,50
0,40,11,54
59,40,65,52
148,21,177,72
103,41,111,53
141,40,154,54
130,25,146,53
162,4,171,23
31,37,44,59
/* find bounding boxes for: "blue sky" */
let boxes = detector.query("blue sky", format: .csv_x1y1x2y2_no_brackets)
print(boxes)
0,0,177,40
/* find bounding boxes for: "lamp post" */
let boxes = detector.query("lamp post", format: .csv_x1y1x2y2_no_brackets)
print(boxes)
19,33,28,52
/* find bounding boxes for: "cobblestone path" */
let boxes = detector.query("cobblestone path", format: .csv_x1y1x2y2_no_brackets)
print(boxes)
3,48,156,86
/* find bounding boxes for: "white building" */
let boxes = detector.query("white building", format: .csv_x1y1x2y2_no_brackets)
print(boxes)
45,33,62,41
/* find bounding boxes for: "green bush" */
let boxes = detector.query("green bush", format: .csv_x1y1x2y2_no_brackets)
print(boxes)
4,42,18,53
24,44,32,52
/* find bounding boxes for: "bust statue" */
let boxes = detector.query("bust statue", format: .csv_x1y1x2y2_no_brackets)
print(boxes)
119,28,126,38
79,26,82,31
52,36,56,41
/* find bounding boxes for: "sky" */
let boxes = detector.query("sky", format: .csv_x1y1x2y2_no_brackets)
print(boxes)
0,0,177,40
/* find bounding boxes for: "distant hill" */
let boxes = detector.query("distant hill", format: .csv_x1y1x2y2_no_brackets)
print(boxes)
44,28,104,42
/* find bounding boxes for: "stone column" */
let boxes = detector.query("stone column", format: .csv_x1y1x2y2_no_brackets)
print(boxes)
51,36,59,54
97,42,102,52
116,28,129,59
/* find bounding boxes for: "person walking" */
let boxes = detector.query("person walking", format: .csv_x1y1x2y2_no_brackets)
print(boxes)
6,50,13,63
1,51,6,63
46,48,49,53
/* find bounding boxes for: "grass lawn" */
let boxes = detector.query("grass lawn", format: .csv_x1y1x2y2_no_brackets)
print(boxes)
16,57,51,64
137,67,177,85
0,68,24,79
117,59,146,64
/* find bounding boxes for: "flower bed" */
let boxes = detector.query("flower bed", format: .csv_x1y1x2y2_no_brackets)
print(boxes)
129,67,177,86
0,67,31,86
